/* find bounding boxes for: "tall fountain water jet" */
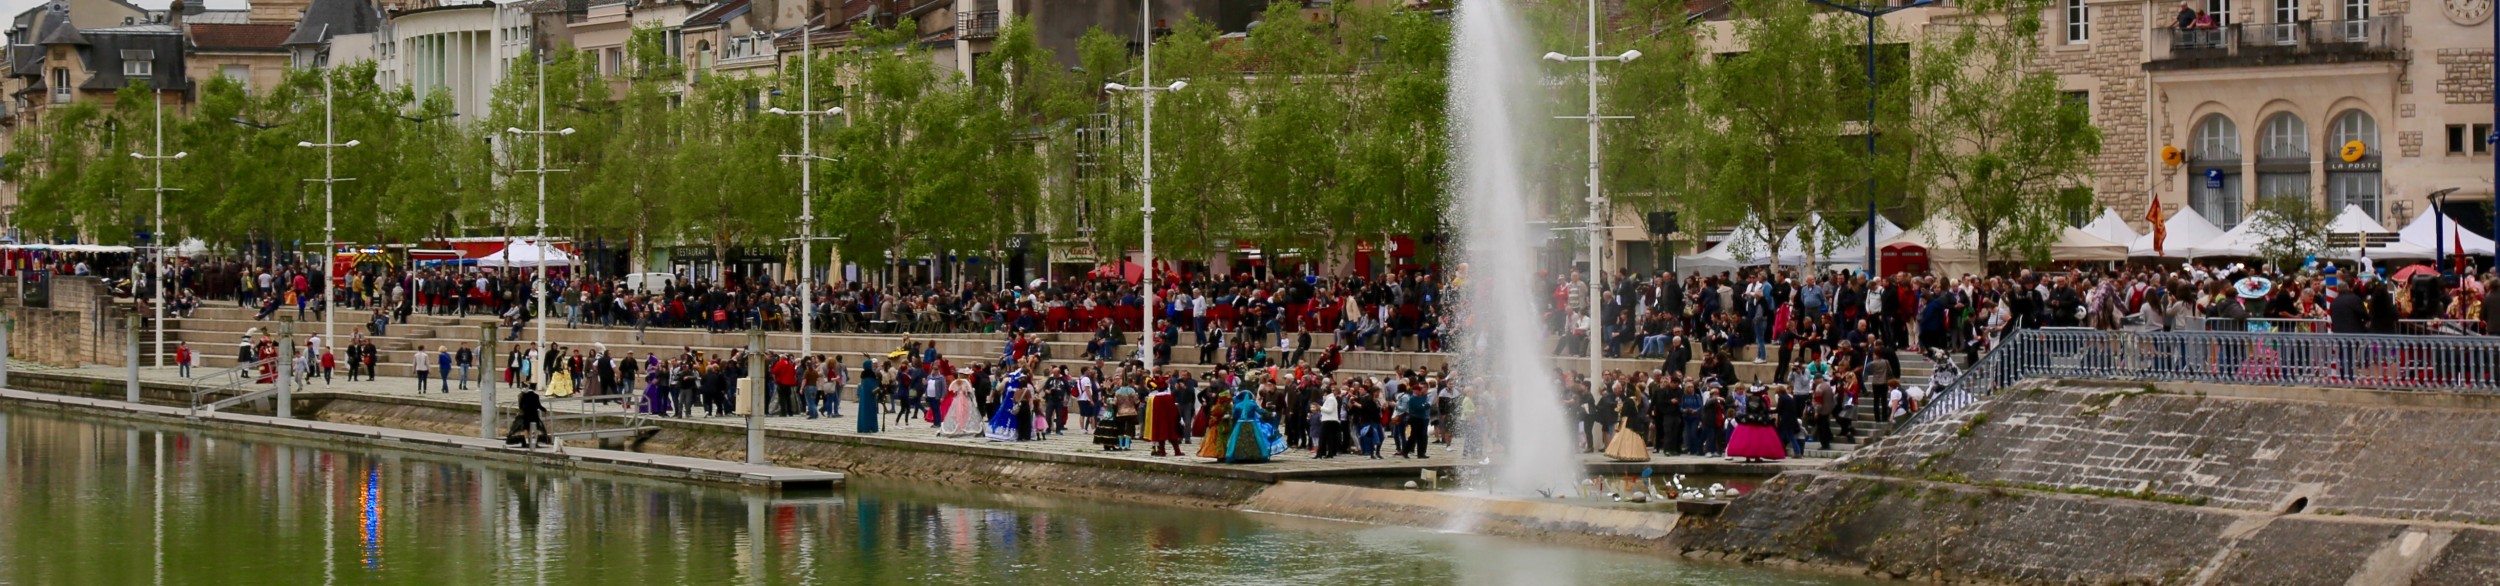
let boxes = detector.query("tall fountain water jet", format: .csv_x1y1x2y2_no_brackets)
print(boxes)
1447,0,1582,497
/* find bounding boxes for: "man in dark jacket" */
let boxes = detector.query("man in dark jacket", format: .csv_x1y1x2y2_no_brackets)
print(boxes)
2329,283,2368,334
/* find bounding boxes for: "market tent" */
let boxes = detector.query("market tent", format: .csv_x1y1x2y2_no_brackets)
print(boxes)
1677,214,1775,271
2323,204,2435,260
2129,206,2226,258
1823,215,1906,268
1876,216,1983,276
2081,208,2140,245
475,240,576,268
2049,227,2129,261
2181,211,2272,258
2395,210,2497,256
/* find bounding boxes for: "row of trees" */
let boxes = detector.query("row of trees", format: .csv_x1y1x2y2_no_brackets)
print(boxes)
6,0,2100,275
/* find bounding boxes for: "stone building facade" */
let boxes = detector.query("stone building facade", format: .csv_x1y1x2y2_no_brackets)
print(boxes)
2051,0,2493,232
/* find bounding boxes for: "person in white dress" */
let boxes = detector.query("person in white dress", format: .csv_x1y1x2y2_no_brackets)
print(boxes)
937,368,982,437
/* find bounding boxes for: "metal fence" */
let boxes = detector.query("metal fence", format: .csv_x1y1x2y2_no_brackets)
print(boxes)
1898,328,2500,429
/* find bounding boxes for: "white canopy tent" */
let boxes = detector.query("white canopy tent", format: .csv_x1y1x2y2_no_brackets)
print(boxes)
475,240,577,268
1677,213,1897,271
1824,215,1906,268
2395,210,2496,256
2050,227,2129,261
2081,208,2140,246
2323,204,2435,260
1876,215,1983,276
2129,206,2227,258
2181,210,2273,258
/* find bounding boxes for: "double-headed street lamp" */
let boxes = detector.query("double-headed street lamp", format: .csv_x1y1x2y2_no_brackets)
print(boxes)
768,20,845,388
1544,0,1641,386
298,73,362,353
507,56,576,354
129,91,185,368
1103,0,1186,374
1808,0,1932,273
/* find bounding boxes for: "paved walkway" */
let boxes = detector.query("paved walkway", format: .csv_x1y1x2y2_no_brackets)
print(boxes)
16,361,1826,480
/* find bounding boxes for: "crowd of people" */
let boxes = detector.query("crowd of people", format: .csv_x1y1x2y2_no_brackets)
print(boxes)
121,249,2500,466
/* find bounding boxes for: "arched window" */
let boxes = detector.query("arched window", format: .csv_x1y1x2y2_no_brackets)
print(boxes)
2192,114,2239,161
2256,112,2309,204
2190,114,2244,228
2327,110,2382,220
2258,112,2308,159
2328,110,2377,152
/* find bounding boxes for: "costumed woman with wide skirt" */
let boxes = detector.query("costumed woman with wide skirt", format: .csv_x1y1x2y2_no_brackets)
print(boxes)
855,359,882,433
937,369,981,437
1724,385,1788,462
545,361,576,398
1222,391,1282,464
986,380,1025,442
1196,395,1233,459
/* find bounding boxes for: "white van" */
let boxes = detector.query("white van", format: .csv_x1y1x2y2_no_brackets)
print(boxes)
623,272,677,295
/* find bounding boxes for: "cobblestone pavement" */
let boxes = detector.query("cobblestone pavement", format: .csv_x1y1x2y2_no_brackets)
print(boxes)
23,362,1823,479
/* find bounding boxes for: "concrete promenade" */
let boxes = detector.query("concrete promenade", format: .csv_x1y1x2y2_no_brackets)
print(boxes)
0,383,844,490
15,361,1825,482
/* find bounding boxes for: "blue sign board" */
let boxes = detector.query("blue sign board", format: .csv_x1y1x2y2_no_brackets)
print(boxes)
2203,168,2223,189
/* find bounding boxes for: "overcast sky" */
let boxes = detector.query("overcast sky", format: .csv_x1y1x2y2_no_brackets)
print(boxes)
4,0,255,23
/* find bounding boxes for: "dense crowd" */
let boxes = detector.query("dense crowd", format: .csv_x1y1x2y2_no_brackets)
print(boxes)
135,252,2500,465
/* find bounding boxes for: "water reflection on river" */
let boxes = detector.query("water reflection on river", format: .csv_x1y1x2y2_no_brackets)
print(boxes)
0,409,1875,586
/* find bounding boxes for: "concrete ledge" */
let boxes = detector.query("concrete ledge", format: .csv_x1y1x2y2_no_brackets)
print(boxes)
0,387,843,491
1242,481,1682,555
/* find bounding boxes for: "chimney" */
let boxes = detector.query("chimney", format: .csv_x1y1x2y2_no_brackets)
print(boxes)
167,0,184,32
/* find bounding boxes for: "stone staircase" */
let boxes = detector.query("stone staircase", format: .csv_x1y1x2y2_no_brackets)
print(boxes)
1797,351,1947,459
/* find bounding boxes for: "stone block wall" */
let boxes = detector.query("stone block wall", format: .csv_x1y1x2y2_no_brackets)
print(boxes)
1674,379,2500,584
1846,380,2500,524
2436,48,2494,105
6,276,130,367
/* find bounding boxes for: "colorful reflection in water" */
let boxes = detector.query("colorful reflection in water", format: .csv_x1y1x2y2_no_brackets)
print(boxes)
0,408,1882,586
360,463,383,570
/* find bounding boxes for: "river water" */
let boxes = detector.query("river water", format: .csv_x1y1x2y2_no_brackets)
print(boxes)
0,408,1874,586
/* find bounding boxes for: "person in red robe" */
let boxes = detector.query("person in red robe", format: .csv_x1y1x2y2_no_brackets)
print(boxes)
1144,385,1184,456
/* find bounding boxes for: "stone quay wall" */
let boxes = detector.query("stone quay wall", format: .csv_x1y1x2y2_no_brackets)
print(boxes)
1672,379,2500,585
6,277,131,367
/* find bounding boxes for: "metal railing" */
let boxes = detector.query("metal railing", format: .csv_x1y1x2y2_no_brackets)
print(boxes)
2199,317,2331,333
1898,328,2500,429
2401,319,2487,336
955,10,1000,39
188,357,278,418
2147,16,2402,66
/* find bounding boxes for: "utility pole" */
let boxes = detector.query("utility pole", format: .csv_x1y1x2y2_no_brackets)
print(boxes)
299,72,361,357
1542,0,1640,386
507,56,574,355
130,88,186,369
1105,3,1186,373
771,22,843,367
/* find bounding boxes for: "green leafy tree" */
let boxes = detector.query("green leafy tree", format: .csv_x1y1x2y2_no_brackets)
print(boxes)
2247,194,2331,270
1908,0,2102,265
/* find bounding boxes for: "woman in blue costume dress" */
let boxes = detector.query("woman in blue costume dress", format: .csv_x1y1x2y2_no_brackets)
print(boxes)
1222,390,1283,463
985,375,1025,442
856,359,883,433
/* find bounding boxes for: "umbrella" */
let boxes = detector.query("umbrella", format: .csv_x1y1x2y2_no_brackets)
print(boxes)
2389,264,2441,283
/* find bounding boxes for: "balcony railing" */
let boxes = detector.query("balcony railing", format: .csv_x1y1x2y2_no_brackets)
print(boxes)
2147,16,2402,71
956,10,1000,39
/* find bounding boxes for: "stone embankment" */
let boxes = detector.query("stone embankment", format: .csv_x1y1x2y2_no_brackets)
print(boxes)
1671,379,2500,585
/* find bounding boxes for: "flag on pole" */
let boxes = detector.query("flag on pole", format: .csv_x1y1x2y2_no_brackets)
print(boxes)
2457,229,2469,274
2147,193,2167,256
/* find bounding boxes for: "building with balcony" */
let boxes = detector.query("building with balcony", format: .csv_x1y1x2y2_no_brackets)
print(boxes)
2046,0,2492,234
371,0,534,122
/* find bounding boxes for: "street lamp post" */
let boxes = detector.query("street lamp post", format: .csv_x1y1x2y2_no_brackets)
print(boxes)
1105,3,1186,374
1808,0,1931,273
298,73,361,356
129,90,186,369
770,23,844,368
507,56,576,356
1543,1,1641,386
